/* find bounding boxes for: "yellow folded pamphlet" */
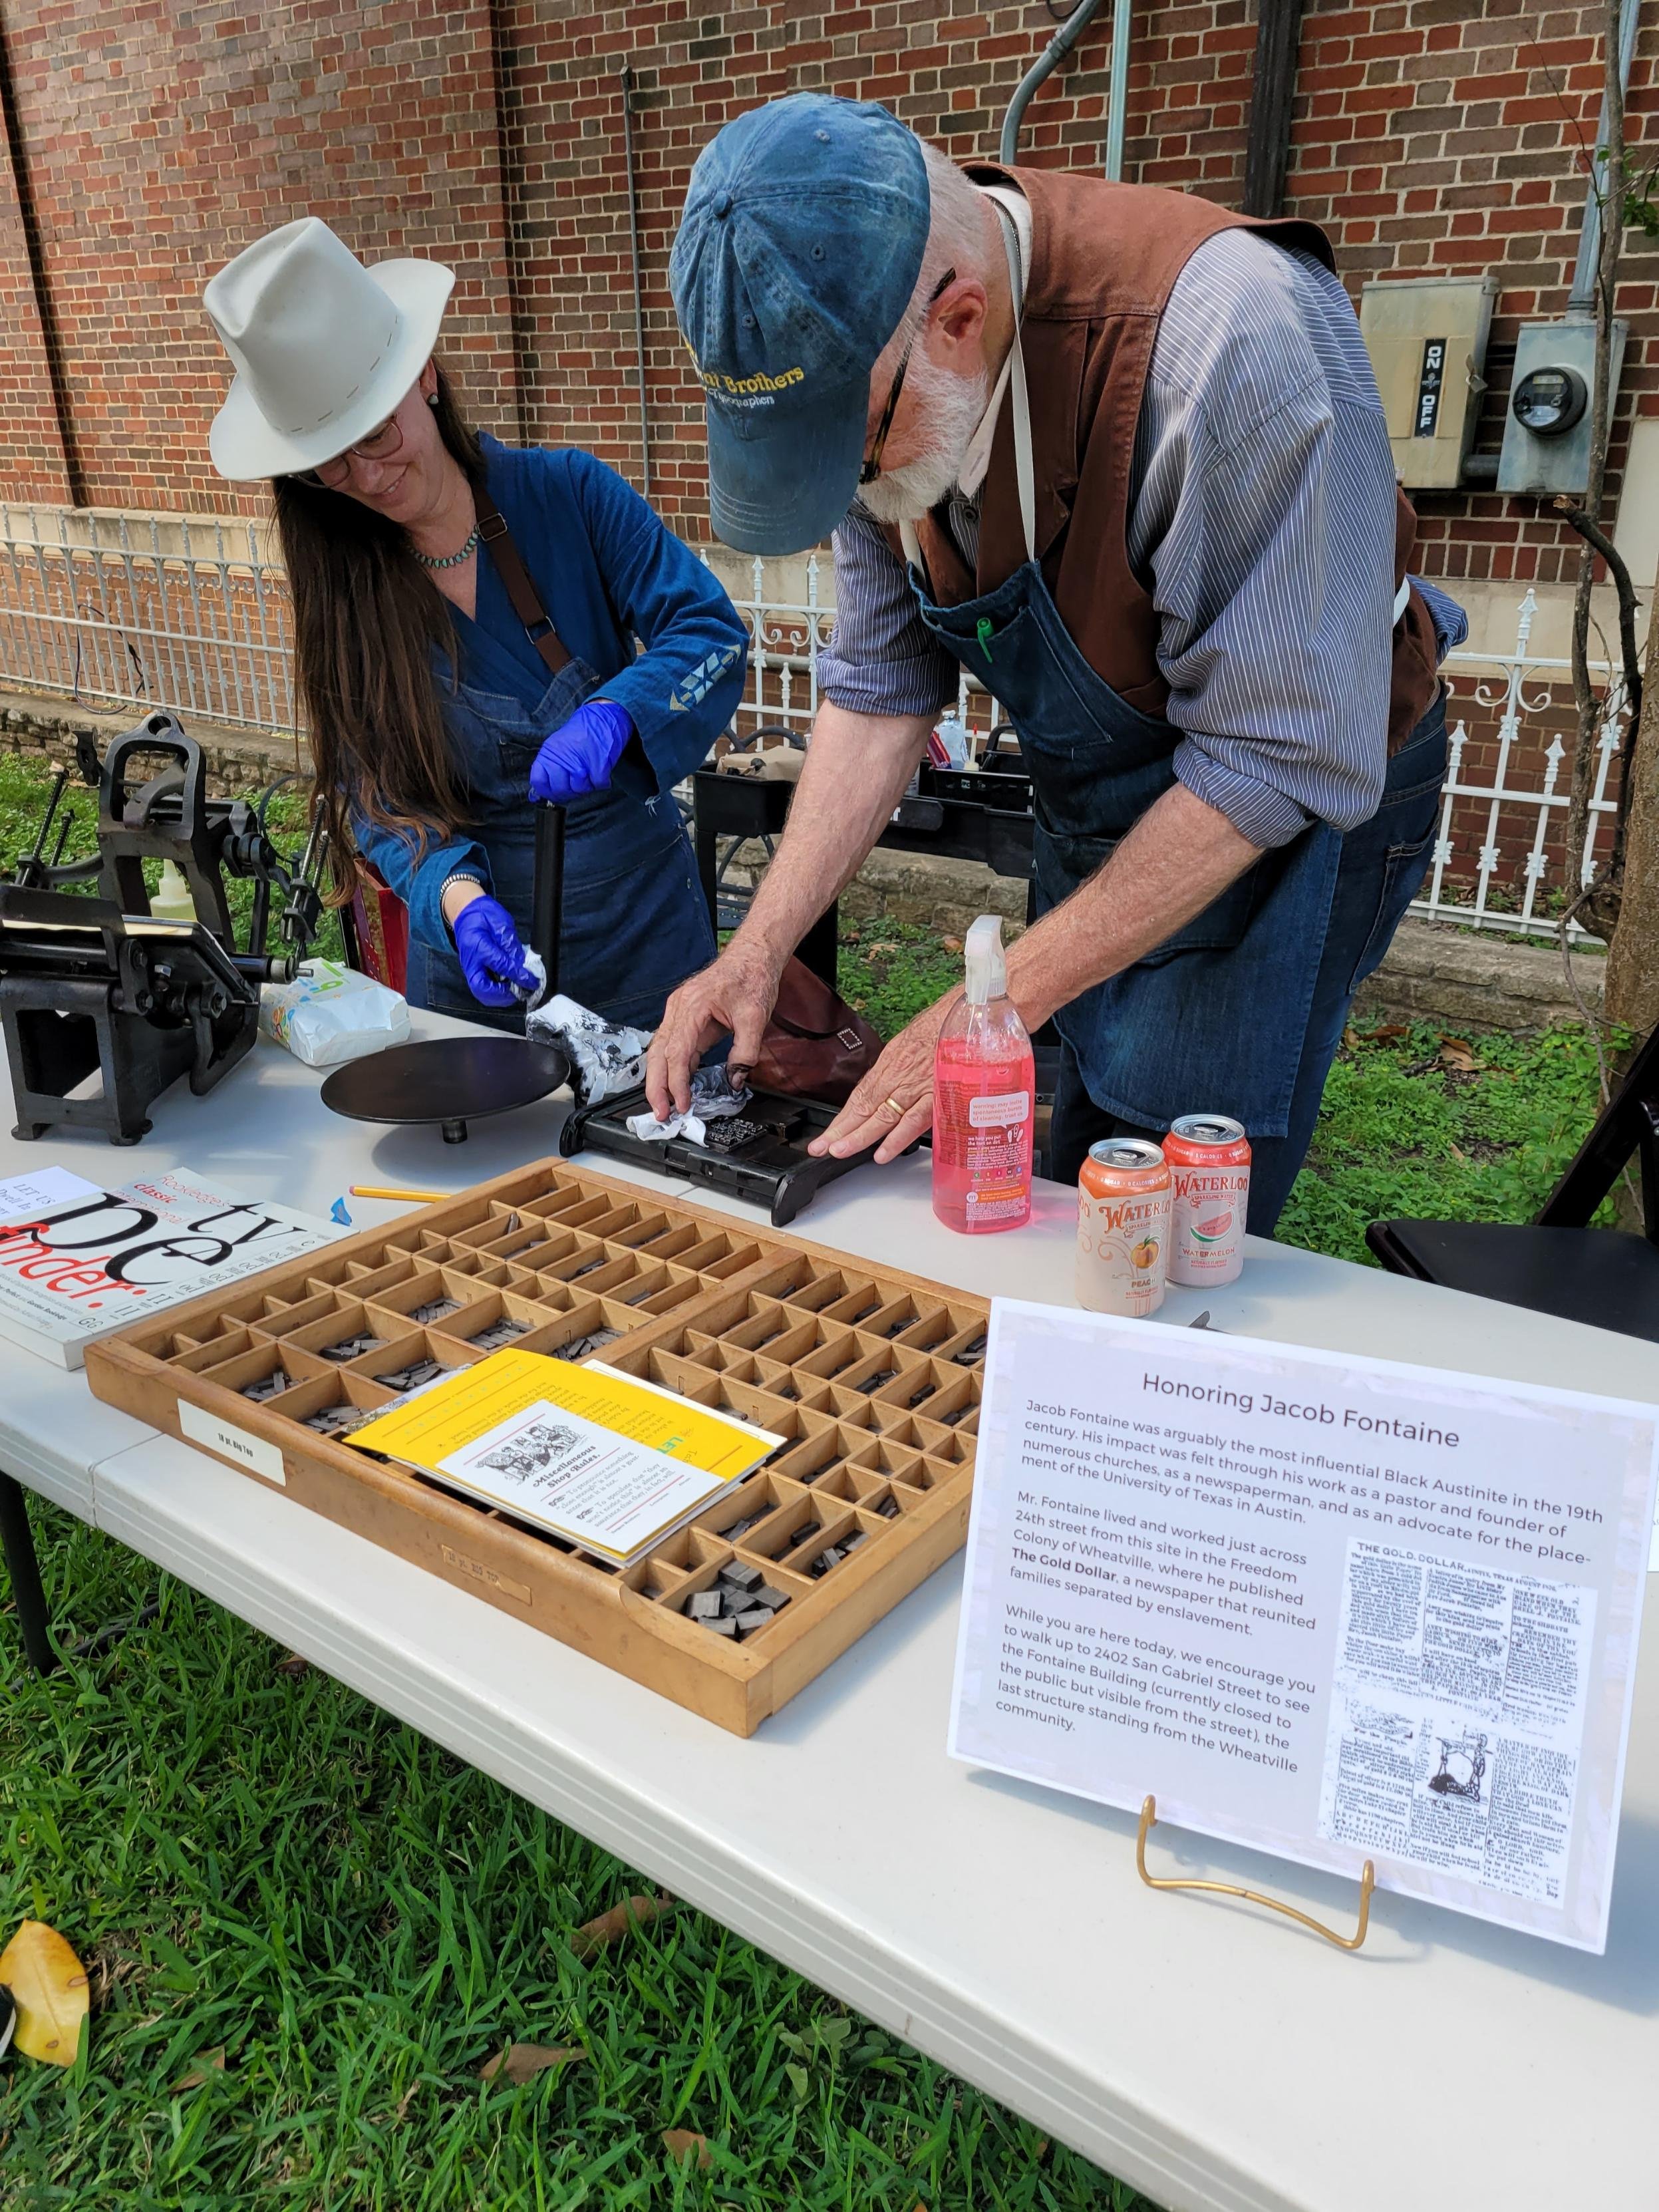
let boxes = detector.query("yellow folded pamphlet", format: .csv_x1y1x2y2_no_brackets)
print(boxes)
347,1348,781,1566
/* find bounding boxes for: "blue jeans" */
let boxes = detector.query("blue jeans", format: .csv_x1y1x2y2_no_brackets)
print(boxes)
1048,697,1449,1235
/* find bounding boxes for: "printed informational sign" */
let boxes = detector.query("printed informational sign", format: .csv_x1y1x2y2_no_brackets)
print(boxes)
949,1302,1658,1951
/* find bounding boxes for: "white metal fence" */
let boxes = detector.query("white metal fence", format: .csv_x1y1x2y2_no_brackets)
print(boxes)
0,504,293,731
718,556,1627,942
1419,586,1624,941
0,503,1628,939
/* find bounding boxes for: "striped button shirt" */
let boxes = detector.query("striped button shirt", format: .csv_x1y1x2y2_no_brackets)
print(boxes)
818,224,1467,850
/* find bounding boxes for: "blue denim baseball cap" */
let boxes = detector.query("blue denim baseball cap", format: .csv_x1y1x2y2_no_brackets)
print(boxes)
671,95,929,555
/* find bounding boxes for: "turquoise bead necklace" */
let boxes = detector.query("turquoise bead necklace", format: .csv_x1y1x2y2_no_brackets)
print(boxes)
413,525,480,570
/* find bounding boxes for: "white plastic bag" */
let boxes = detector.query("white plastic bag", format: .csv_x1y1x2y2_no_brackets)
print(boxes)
260,959,410,1068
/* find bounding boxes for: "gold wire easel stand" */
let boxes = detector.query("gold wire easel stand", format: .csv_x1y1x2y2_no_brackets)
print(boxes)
1136,1796,1376,1952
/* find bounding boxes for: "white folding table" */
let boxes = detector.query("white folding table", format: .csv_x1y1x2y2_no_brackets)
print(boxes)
3,1020,1656,2212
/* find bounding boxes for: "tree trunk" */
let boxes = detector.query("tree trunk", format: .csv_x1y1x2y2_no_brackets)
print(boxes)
1604,583,1659,1039
1563,0,1628,901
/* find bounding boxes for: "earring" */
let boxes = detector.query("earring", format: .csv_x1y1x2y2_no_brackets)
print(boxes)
427,393,439,407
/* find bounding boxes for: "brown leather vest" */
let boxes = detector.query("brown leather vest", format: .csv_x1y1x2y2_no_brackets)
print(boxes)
890,164,1439,752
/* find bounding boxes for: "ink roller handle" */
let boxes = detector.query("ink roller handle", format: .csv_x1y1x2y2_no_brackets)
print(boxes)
531,802,565,997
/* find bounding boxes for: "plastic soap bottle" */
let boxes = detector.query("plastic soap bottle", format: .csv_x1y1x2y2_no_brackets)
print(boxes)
150,860,197,922
932,914,1034,1234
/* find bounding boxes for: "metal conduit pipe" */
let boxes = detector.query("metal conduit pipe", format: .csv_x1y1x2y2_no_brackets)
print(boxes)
999,0,1111,166
1104,0,1133,182
1567,0,1641,317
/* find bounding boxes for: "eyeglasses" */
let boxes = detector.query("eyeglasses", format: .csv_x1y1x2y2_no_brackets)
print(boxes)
859,268,957,487
289,412,406,488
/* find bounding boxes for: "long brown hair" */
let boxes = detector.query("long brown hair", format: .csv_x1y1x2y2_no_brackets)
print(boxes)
273,363,484,898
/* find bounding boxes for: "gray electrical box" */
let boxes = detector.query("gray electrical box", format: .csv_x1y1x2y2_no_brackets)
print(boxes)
1497,318,1627,496
1360,275,1497,490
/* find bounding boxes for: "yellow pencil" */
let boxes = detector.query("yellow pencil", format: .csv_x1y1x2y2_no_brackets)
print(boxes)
349,1184,447,1203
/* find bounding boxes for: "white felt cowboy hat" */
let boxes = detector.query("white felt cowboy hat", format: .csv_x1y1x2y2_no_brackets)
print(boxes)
204,216,454,481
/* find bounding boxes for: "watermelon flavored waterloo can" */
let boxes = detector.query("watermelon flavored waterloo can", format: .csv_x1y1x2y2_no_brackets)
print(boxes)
1163,1114,1252,1287
1076,1138,1172,1317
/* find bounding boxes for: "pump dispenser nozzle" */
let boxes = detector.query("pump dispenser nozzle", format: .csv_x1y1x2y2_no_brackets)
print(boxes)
963,914,1006,1006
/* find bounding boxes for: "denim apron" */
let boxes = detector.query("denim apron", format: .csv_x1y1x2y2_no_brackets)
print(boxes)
900,208,1433,1141
404,621,714,1036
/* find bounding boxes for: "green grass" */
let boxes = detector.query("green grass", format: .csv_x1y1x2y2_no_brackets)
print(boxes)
837,918,967,1040
1,1530,1142,2212
0,766,1623,2207
1275,1019,1620,1267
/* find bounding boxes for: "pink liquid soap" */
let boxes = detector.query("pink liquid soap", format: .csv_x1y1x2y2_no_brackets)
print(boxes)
932,915,1034,1235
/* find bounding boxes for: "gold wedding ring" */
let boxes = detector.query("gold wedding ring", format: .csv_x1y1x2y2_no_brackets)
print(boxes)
881,1095,905,1118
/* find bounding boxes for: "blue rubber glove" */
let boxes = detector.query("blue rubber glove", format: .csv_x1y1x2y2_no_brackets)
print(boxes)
528,698,634,804
451,895,539,1010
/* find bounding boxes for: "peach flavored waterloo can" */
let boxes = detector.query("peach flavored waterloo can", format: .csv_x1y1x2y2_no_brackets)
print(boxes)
1163,1114,1251,1287
1076,1138,1172,1317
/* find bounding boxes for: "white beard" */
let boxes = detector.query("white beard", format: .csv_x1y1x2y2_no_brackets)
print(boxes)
857,351,990,524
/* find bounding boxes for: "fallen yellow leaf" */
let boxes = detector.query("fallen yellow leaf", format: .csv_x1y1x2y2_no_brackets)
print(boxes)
0,1920,89,2068
478,2041,583,2083
663,2128,712,2168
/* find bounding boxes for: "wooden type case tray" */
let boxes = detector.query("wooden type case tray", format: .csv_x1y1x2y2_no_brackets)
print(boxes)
84,1160,988,1734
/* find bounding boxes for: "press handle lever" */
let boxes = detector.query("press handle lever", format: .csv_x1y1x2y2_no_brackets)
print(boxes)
531,802,565,997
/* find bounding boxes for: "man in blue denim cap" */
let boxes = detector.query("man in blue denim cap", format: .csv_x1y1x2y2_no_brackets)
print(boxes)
649,94,1465,1233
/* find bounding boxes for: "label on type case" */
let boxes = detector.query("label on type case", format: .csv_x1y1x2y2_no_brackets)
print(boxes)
179,1398,287,1485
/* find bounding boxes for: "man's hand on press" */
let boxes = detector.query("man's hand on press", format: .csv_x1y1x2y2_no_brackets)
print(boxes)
645,938,785,1119
444,881,538,1009
808,994,958,1165
529,699,633,804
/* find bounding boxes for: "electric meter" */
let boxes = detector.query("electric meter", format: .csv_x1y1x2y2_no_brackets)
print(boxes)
1511,365,1588,438
1499,320,1622,494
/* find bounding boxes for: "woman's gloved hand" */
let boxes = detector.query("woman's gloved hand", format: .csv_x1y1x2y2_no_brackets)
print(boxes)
450,894,539,1009
529,698,633,804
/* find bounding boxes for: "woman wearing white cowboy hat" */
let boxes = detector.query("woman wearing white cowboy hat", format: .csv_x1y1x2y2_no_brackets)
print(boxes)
204,216,746,1029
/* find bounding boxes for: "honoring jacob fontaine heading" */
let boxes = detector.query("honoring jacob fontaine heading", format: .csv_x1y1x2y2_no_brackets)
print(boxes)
1139,1367,1461,1448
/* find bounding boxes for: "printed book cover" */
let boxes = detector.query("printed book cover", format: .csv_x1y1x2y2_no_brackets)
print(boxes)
0,1167,343,1369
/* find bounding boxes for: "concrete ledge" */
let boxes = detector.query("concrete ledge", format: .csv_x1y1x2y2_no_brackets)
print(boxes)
841,848,1026,937
1352,916,1603,1033
0,689,305,791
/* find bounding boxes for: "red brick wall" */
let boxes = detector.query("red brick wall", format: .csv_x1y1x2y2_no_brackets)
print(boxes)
1285,1,1658,587
507,0,1658,582
0,0,522,517
1,0,1655,589
0,52,72,506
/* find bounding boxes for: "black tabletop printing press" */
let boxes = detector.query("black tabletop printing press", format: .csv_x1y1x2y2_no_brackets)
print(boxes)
0,712,325,1144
